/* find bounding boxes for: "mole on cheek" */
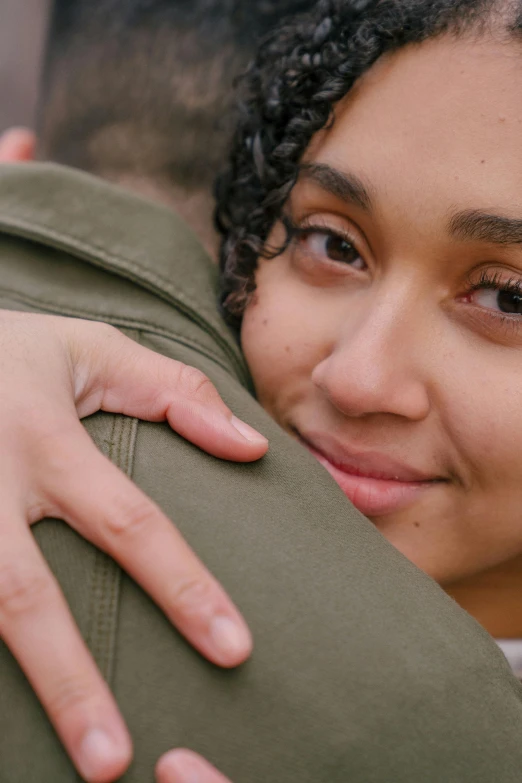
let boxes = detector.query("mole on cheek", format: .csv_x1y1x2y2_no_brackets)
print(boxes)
413,521,420,528
262,318,268,326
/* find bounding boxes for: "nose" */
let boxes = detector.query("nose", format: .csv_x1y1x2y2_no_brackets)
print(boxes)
312,292,432,421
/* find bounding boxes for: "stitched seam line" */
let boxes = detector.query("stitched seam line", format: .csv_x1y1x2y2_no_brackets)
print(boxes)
86,408,139,684
0,286,245,383
0,214,209,316
104,412,139,683
102,417,126,682
86,343,140,683
86,416,121,681
0,213,246,379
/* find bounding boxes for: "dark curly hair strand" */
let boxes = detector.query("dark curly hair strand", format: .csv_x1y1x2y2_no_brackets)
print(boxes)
215,0,513,327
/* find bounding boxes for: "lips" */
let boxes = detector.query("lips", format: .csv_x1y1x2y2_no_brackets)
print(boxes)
298,432,442,517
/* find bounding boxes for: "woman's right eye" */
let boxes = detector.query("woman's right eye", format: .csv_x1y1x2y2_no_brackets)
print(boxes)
297,229,366,270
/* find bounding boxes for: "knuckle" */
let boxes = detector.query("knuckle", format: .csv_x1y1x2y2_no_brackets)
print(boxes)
169,576,216,618
96,322,119,338
94,323,127,353
68,320,123,372
76,320,119,343
0,562,52,619
46,673,100,721
89,323,125,367
103,498,158,540
176,364,215,402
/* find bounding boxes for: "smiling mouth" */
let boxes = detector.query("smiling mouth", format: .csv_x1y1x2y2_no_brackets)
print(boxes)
297,432,444,518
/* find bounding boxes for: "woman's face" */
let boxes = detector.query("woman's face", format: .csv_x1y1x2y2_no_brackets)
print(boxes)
241,35,522,585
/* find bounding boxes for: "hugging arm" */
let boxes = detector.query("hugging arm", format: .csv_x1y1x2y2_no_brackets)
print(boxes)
0,310,265,782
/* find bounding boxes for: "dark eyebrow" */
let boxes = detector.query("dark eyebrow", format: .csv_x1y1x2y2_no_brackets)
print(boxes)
449,209,522,245
298,162,373,211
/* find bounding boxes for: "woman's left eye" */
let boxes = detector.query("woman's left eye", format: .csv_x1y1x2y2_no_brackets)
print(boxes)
298,230,366,269
471,285,522,315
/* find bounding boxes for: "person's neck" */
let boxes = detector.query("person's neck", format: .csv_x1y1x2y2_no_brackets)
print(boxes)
446,555,522,638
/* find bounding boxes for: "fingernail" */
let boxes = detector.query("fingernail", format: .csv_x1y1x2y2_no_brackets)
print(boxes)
160,752,201,783
77,729,122,781
210,616,252,663
230,416,267,445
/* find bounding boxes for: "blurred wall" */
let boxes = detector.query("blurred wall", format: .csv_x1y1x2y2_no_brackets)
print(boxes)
0,0,51,132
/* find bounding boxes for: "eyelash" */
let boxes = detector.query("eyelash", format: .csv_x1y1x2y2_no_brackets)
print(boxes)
468,269,522,302
284,216,361,258
466,269,522,334
284,216,522,337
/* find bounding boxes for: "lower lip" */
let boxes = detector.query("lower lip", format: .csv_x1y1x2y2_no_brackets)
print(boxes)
304,444,433,517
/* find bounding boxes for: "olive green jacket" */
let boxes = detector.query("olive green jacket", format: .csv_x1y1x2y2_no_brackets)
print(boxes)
0,163,521,783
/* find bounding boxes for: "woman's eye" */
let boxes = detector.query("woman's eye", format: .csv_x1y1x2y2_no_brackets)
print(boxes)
472,287,522,315
298,230,366,269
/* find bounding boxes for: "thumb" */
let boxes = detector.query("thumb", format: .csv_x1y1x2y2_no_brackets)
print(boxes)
69,322,268,462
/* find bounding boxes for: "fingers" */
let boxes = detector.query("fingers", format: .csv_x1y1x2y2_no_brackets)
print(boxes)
0,520,131,782
69,323,268,462
0,127,36,162
0,312,250,782
45,425,252,668
156,750,233,783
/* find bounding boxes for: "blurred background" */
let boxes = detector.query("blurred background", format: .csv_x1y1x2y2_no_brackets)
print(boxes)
0,0,50,132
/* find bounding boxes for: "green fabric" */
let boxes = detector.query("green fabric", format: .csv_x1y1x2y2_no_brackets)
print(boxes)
0,162,521,783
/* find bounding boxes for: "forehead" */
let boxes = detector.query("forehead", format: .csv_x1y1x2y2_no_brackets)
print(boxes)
304,35,522,217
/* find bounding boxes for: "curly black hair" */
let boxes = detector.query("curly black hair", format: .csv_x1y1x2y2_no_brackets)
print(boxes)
215,0,515,327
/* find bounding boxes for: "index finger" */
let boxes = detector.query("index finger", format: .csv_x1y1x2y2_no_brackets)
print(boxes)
0,521,132,782
46,426,253,668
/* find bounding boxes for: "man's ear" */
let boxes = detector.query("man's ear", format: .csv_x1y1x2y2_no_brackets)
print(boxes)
0,128,36,162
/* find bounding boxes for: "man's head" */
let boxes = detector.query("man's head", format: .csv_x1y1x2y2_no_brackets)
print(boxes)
0,0,315,250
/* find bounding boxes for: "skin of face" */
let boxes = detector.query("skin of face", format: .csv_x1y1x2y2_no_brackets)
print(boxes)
241,34,522,593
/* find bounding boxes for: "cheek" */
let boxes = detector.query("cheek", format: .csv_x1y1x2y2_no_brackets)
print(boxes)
427,355,522,578
446,359,522,492
240,262,335,416
368,357,522,583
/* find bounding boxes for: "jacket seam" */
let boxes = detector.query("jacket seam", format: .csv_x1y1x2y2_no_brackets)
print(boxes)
0,214,211,318
0,213,246,380
86,412,139,685
0,286,246,383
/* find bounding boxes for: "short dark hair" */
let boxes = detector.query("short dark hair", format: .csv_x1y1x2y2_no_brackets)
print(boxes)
216,0,518,326
38,0,316,192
